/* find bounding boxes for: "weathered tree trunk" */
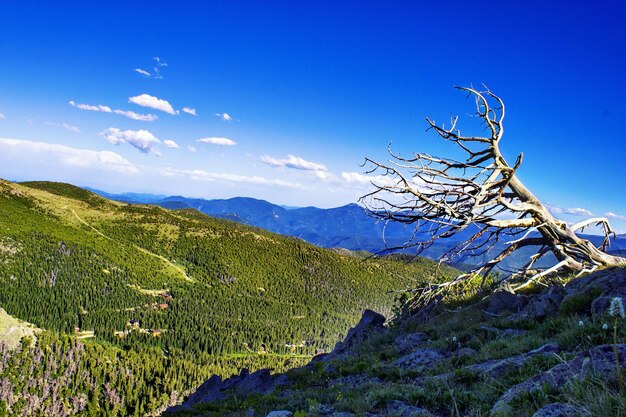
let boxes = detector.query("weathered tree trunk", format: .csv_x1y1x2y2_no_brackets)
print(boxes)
361,86,625,314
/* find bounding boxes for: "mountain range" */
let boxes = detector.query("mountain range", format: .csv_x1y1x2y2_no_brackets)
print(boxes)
87,188,626,271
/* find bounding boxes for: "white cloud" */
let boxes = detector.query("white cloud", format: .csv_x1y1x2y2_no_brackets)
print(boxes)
100,127,160,155
0,137,139,174
546,204,594,217
112,109,158,121
164,168,303,189
182,107,197,116
69,100,112,112
128,94,176,115
341,171,398,187
197,137,237,146
215,112,233,121
134,68,151,77
187,145,197,153
606,212,626,221
0,112,5,120
163,139,180,149
261,154,327,172
45,121,80,133
69,100,157,121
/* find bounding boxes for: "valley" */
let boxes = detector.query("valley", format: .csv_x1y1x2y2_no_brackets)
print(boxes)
0,179,455,416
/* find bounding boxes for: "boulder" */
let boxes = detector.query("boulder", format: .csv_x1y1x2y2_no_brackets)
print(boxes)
486,289,526,316
564,267,626,299
393,332,429,355
532,403,586,417
393,348,448,371
466,342,558,379
332,310,386,355
492,344,626,415
510,286,566,321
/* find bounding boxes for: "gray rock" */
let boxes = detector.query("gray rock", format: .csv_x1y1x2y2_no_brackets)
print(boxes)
266,412,293,417
532,402,585,417
492,344,626,415
455,347,478,358
393,348,448,371
510,286,565,321
467,342,559,379
332,309,386,355
591,296,613,315
486,289,526,316
245,407,258,417
393,332,429,355
386,400,434,417
564,267,626,302
331,413,356,417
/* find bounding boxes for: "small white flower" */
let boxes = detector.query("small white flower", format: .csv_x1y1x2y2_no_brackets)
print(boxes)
578,320,584,327
609,297,625,319
603,323,609,330
452,336,457,342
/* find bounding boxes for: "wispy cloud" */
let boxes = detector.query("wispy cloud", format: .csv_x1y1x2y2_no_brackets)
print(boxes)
69,100,157,121
0,137,139,174
45,121,80,133
134,68,151,77
163,139,179,149
164,167,303,189
128,94,176,115
197,137,237,146
215,112,233,121
182,107,197,116
100,127,160,155
341,171,398,187
187,145,197,153
0,112,5,120
546,204,594,217
134,57,168,79
606,212,626,221
261,154,327,172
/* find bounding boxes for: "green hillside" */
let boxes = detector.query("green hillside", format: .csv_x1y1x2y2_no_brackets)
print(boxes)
0,179,455,416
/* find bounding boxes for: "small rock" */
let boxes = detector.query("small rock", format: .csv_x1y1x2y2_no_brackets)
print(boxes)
266,412,293,417
332,413,356,417
532,403,585,417
386,400,434,416
393,332,429,354
245,407,257,417
455,347,478,358
393,348,448,371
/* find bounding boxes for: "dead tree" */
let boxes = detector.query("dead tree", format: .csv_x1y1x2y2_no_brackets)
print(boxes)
361,86,625,314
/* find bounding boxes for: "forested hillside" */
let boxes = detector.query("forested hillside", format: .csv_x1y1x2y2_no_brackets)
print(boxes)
0,179,455,416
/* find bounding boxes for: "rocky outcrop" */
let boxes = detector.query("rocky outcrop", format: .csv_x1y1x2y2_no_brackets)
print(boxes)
168,368,288,413
393,348,449,371
331,309,386,355
492,344,626,415
393,332,429,355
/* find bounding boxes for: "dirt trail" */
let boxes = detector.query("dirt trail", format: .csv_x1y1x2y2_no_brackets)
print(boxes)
68,207,192,282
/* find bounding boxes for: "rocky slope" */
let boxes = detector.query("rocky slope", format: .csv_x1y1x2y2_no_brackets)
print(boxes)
167,267,626,417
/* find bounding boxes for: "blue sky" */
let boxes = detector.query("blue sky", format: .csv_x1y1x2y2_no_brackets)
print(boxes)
1,1,625,232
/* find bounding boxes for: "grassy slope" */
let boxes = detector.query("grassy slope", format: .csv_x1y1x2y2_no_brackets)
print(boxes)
0,179,456,415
